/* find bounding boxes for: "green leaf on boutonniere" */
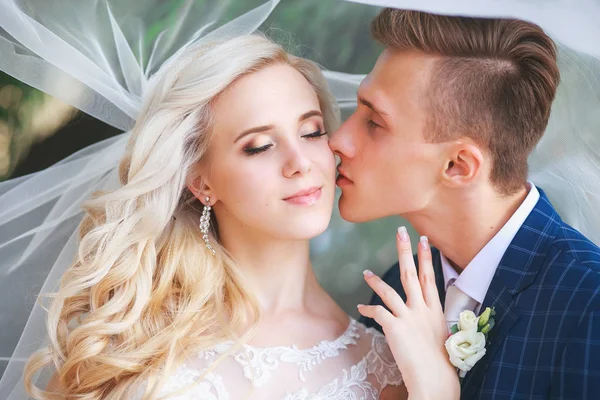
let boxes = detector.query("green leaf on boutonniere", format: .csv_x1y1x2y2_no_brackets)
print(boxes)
490,307,496,317
480,319,495,337
450,324,459,335
481,324,491,336
478,307,492,328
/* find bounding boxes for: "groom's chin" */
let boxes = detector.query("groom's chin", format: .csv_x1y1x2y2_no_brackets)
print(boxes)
338,193,372,223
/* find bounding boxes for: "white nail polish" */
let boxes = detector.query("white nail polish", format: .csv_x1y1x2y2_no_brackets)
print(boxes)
398,226,409,242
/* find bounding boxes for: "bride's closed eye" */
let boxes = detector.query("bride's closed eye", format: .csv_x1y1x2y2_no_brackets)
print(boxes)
243,143,273,155
302,129,328,139
243,129,327,156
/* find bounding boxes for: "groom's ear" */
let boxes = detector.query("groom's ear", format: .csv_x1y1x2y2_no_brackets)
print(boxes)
441,142,484,188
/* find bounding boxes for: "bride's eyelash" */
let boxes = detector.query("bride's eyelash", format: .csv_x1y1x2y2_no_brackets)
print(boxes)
302,130,328,139
244,144,273,155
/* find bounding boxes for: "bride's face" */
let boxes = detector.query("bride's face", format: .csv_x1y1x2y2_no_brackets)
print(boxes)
200,63,336,241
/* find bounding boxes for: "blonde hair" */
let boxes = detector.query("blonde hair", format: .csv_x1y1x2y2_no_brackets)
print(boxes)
24,34,340,399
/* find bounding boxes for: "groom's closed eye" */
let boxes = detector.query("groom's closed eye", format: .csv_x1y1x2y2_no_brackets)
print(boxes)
367,119,382,130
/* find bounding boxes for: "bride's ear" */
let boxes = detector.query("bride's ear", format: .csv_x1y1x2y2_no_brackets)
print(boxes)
186,169,218,205
440,141,484,188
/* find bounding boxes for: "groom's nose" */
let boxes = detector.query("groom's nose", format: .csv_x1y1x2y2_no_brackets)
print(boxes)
328,119,357,159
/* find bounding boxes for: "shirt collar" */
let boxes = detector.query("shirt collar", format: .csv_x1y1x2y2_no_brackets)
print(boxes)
441,183,540,305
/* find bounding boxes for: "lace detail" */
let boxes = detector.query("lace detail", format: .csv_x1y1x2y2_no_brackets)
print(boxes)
365,327,404,387
139,318,403,400
234,318,360,386
282,359,378,400
198,342,233,361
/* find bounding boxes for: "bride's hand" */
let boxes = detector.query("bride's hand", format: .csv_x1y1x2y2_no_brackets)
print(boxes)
357,227,459,400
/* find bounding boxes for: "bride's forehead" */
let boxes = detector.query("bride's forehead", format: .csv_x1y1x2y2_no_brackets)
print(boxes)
212,66,320,128
223,63,317,101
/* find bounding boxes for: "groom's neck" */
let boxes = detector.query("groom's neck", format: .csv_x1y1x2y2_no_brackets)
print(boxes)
408,184,529,273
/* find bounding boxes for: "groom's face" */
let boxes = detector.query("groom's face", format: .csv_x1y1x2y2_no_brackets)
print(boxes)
329,49,444,222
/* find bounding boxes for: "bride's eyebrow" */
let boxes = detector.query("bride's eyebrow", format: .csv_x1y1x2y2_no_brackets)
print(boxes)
234,110,323,143
298,110,323,122
234,125,274,143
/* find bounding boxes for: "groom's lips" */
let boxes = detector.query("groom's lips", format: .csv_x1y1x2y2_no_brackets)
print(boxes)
336,167,353,186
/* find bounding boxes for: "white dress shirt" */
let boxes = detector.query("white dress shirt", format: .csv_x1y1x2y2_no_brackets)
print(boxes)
441,182,540,314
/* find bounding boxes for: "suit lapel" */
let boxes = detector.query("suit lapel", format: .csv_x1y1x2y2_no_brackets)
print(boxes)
460,189,560,398
432,248,446,307
460,272,519,396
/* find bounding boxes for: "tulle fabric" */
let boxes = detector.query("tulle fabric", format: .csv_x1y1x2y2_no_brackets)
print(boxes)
0,0,599,398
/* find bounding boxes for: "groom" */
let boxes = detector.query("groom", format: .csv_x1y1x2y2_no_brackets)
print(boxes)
329,8,600,400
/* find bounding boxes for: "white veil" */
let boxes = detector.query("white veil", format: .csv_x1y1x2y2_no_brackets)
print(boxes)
0,0,599,398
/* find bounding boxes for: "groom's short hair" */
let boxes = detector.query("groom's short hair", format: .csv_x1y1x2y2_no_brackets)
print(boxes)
372,9,560,195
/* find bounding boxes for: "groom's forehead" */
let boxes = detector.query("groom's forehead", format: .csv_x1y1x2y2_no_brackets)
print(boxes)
371,49,436,87
361,49,434,113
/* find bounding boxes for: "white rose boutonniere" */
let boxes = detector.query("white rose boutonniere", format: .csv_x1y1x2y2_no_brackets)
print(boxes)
458,309,479,333
445,307,496,378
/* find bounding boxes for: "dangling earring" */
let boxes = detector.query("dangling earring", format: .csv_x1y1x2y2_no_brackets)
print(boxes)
200,197,215,255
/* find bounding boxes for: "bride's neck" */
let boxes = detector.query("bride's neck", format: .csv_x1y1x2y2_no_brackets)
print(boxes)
219,231,320,314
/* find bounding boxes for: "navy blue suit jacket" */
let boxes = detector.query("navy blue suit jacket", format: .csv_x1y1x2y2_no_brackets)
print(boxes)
362,189,600,399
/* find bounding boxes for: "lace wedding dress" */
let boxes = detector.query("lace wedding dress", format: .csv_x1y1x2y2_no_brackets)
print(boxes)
134,318,402,400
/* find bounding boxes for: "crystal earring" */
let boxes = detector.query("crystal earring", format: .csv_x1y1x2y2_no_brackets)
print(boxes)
200,197,215,255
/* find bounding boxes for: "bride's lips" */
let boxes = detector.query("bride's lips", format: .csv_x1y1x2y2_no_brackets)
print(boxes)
283,186,322,205
336,167,353,186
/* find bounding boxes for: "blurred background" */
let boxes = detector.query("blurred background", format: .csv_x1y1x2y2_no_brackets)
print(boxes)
0,0,409,337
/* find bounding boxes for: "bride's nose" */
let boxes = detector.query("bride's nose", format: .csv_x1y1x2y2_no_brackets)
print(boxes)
282,144,312,178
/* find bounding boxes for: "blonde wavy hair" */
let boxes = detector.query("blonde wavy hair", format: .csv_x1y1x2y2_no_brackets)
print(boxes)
24,34,340,400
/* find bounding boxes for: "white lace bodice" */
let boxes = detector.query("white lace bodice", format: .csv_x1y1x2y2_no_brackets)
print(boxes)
134,318,402,399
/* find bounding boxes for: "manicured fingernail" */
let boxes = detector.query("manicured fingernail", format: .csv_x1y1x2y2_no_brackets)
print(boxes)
398,226,409,242
363,269,375,277
357,304,365,308
420,235,429,250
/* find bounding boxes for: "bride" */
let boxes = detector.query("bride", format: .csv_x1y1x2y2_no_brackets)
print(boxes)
23,34,457,399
